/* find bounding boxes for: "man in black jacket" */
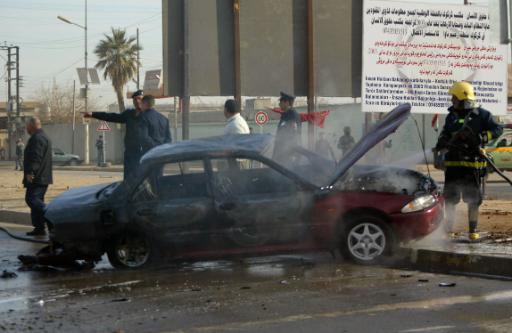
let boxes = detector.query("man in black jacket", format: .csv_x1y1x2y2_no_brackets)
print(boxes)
23,117,53,236
139,95,171,155
83,90,171,179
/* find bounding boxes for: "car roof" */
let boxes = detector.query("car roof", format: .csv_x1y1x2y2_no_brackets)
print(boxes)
140,134,273,164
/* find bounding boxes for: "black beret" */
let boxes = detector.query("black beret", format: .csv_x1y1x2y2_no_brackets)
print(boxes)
131,90,144,98
279,91,295,101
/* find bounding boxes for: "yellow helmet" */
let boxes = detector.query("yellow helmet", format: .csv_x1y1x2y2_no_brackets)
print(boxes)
448,81,476,101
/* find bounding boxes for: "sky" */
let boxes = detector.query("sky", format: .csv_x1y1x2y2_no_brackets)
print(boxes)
0,0,162,109
0,0,492,109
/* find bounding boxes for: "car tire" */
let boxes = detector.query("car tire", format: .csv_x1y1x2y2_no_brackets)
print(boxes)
339,214,394,265
69,159,78,166
106,231,155,269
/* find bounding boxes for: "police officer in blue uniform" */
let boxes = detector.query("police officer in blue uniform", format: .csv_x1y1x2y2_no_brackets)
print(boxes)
83,90,172,179
273,92,301,164
139,95,171,155
435,81,502,240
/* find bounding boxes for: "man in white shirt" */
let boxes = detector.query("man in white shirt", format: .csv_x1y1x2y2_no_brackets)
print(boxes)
223,99,250,135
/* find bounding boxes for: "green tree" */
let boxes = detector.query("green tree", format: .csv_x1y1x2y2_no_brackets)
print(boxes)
94,28,141,112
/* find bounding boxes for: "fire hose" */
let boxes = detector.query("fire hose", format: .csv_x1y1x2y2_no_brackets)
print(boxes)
434,120,512,187
479,149,512,186
0,226,50,244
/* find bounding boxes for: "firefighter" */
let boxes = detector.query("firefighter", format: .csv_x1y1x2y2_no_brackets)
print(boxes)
435,81,503,241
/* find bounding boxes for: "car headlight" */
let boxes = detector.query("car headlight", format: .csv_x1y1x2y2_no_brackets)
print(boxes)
401,194,436,213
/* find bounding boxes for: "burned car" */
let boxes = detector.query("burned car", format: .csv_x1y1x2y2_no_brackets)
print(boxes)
43,104,443,268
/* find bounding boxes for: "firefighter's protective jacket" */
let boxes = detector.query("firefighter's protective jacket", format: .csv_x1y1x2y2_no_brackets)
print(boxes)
436,106,503,169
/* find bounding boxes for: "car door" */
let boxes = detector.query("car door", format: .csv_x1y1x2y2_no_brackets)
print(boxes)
52,148,66,165
129,159,215,249
488,132,512,170
208,156,314,247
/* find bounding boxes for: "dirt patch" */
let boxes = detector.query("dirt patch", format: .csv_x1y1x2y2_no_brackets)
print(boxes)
0,168,122,212
452,200,512,237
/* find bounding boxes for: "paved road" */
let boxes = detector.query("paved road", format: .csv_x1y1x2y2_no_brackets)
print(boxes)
1,223,512,333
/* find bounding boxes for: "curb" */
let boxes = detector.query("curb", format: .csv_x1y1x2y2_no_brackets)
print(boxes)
0,210,30,225
53,166,123,172
409,249,512,279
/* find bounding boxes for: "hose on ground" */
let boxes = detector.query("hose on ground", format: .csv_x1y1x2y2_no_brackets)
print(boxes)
0,226,50,244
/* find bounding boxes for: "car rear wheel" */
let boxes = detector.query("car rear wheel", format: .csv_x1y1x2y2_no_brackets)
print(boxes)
340,215,393,265
107,232,154,269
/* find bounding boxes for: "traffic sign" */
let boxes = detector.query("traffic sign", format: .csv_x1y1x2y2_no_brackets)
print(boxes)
255,111,269,126
97,121,111,132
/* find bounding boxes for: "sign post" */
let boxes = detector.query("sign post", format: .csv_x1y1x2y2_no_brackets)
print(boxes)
255,111,269,133
96,121,111,166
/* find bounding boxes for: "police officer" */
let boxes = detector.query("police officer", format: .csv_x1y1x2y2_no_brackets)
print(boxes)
83,90,164,179
15,138,25,170
273,92,301,164
435,81,503,241
139,95,172,155
95,135,104,166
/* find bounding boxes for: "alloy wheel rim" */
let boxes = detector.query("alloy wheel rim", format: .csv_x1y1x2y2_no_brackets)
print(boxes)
347,223,386,261
116,235,150,268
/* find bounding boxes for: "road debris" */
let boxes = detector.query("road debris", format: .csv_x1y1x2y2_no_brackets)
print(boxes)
0,270,17,279
111,298,130,303
438,282,456,287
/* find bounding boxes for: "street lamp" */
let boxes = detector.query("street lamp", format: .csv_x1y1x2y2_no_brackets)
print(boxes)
57,0,89,164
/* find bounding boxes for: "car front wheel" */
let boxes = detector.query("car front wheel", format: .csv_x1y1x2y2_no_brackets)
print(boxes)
69,159,78,166
107,232,154,269
340,215,393,265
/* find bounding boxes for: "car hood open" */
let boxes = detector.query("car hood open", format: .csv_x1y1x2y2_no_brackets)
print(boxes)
326,103,411,187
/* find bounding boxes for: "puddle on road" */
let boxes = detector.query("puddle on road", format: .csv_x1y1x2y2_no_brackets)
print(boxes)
0,252,343,312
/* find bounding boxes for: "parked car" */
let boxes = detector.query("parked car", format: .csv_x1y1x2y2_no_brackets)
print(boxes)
52,148,82,166
485,129,512,171
44,104,443,268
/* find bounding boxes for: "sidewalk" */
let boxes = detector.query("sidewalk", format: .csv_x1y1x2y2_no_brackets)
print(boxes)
0,160,123,173
404,230,512,279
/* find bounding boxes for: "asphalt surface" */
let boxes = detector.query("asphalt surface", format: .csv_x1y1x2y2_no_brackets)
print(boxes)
2,224,512,333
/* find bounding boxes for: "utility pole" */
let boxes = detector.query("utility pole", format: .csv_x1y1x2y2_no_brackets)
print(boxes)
307,0,315,149
84,0,89,164
57,0,89,163
137,28,140,90
233,0,241,112
2,45,21,159
72,80,76,154
182,0,190,140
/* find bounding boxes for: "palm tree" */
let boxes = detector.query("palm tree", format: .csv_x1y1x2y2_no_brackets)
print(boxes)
94,28,141,112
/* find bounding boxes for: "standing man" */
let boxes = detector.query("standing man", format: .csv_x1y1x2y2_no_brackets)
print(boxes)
23,117,53,236
15,138,25,170
273,92,301,163
83,90,164,179
139,95,172,156
95,135,104,166
223,99,250,135
435,81,502,241
337,126,355,157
